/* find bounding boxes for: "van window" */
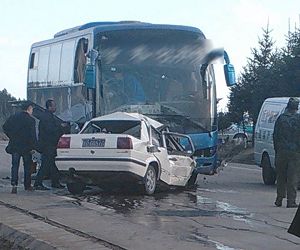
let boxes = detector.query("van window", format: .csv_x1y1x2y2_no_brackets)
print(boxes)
259,103,282,129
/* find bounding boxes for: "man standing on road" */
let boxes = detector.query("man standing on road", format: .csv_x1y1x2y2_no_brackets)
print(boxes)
34,99,66,190
3,101,37,193
273,97,300,208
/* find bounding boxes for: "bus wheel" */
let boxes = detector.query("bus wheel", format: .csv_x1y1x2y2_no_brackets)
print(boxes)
144,166,157,195
67,182,86,195
261,154,276,185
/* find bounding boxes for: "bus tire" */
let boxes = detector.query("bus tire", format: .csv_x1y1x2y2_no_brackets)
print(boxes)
261,154,276,185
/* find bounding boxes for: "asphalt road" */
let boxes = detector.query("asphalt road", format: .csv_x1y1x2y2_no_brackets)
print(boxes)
0,141,300,250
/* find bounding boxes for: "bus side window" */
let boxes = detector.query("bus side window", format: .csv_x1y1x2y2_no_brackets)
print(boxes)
29,53,35,69
29,51,39,70
74,38,88,83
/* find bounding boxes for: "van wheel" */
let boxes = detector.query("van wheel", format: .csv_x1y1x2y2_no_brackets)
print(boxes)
261,154,276,185
67,182,86,195
144,166,157,195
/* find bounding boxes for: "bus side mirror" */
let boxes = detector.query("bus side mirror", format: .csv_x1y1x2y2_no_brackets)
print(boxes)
224,63,236,87
85,64,96,89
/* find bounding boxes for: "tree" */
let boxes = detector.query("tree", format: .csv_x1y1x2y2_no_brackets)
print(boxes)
217,112,231,132
0,89,16,131
228,26,280,125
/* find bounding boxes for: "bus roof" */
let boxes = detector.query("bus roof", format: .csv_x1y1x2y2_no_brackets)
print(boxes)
32,21,205,47
54,21,204,38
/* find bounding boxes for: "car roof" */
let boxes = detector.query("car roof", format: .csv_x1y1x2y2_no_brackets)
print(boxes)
91,112,163,129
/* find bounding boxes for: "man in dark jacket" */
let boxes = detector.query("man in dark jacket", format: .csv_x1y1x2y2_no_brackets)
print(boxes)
3,101,37,193
34,99,66,190
273,97,300,208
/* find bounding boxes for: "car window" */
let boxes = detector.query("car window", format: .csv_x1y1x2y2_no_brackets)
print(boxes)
151,126,163,146
164,134,186,155
82,120,141,139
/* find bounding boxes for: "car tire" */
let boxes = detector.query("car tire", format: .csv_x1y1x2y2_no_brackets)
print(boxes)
233,133,247,148
187,172,198,186
144,165,157,195
67,182,86,195
261,154,276,185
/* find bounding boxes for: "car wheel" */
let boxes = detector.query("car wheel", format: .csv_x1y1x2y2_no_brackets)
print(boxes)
144,165,157,195
233,133,247,148
187,172,198,186
67,182,86,195
261,154,276,185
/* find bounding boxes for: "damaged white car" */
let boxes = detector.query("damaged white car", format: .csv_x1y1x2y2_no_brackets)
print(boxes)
56,112,196,195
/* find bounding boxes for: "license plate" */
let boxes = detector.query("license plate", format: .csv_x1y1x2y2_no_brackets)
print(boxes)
82,138,105,148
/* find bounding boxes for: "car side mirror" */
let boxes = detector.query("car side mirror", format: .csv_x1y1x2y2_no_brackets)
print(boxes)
147,145,160,153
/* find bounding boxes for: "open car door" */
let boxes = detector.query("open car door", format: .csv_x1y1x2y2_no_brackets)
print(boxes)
162,132,196,186
149,125,196,187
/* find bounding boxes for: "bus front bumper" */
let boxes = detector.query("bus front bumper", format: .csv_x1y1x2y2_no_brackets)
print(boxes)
193,156,218,175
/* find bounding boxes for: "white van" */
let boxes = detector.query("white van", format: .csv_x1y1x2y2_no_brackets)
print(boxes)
254,97,299,185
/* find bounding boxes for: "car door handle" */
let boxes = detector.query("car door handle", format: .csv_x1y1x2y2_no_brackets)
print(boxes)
169,157,177,161
90,150,95,154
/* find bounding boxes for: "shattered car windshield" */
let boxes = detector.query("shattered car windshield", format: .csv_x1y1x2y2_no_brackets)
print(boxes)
82,120,141,139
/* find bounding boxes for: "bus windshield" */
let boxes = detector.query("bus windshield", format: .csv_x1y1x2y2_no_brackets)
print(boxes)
96,29,217,133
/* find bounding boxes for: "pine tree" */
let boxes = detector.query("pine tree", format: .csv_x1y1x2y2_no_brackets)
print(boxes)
0,89,16,131
228,26,278,124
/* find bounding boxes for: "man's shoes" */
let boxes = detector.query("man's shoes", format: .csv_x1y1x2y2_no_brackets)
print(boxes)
11,186,17,194
34,184,50,191
25,185,34,191
51,183,65,189
274,198,282,207
287,201,298,208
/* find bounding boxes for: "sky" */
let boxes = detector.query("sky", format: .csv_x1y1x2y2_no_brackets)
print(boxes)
0,0,299,110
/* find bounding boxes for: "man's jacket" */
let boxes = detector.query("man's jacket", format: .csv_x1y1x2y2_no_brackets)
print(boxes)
273,110,300,152
38,110,64,156
3,112,37,154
